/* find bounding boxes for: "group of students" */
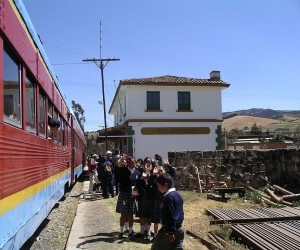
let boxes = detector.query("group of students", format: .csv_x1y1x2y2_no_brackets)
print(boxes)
114,153,184,250
87,150,185,249
87,150,115,199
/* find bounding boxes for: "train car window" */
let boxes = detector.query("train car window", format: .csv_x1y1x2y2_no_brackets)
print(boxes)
66,124,70,147
57,115,61,145
53,109,58,143
39,92,46,138
25,75,37,134
61,119,65,146
48,101,53,139
3,49,22,128
60,117,65,146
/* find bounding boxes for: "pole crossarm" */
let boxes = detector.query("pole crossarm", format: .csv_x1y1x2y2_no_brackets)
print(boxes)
82,58,120,69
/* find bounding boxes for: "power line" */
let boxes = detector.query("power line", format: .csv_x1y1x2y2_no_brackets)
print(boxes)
43,40,91,57
60,81,115,86
52,62,93,65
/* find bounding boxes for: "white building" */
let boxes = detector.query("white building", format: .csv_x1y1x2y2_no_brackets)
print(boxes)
97,71,230,159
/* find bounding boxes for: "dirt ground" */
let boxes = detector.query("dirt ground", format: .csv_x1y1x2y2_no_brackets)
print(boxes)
180,191,255,250
22,176,256,250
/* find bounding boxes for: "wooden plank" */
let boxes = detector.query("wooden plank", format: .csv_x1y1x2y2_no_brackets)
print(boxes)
283,194,300,202
186,230,222,250
210,215,300,225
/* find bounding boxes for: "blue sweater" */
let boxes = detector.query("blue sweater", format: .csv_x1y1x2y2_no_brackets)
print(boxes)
161,189,184,234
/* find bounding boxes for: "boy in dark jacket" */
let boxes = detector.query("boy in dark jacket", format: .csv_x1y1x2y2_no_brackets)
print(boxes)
151,173,184,250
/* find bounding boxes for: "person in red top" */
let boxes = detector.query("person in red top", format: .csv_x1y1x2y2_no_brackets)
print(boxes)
88,154,100,195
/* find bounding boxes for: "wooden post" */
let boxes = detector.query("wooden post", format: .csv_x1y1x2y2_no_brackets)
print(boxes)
273,185,294,195
196,167,202,193
283,194,300,202
267,188,282,203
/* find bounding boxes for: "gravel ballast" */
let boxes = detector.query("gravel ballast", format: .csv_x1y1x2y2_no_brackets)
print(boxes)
21,177,84,250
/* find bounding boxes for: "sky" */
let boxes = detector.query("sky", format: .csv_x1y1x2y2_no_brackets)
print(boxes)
22,0,300,132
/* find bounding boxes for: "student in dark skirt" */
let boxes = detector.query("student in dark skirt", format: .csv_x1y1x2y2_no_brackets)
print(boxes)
149,161,164,239
135,157,153,240
116,155,140,239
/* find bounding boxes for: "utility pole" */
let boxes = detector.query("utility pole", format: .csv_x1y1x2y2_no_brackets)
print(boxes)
83,21,120,152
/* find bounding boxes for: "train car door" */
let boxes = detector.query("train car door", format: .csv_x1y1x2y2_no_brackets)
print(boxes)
71,119,75,184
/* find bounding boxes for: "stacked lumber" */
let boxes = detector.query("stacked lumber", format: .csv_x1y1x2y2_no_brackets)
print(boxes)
247,184,299,207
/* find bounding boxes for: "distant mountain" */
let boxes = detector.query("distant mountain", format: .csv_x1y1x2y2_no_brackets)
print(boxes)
223,108,300,119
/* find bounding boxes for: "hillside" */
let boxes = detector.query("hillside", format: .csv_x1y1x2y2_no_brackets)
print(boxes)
223,108,300,119
222,115,277,132
222,115,300,132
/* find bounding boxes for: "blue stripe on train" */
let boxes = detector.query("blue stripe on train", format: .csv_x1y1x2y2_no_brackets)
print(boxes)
0,171,71,250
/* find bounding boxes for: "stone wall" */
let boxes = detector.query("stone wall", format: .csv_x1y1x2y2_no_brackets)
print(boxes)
168,149,300,192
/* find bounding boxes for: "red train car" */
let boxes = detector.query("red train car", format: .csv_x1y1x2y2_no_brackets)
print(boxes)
0,0,86,249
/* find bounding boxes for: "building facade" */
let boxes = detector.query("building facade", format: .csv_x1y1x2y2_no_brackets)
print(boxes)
98,71,230,159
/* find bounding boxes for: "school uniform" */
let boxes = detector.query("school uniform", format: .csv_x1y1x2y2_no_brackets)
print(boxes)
100,160,114,198
116,166,140,215
151,188,184,250
147,175,161,223
135,171,152,219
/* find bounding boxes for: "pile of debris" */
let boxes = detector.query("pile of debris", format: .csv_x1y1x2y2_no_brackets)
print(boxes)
247,184,300,207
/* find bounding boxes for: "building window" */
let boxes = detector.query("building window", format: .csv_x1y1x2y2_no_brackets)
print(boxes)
178,92,191,110
3,48,22,127
39,92,46,138
119,105,123,121
124,95,126,115
147,91,160,110
26,75,36,133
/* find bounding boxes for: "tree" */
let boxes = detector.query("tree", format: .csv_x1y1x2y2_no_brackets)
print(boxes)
71,100,85,131
85,133,101,156
251,122,262,135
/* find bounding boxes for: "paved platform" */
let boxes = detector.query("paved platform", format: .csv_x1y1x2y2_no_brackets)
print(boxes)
66,180,205,250
66,181,120,250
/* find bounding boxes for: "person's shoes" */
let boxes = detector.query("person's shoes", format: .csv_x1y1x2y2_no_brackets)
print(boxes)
123,230,129,235
103,196,109,199
145,235,150,241
150,237,155,243
128,233,135,240
118,233,124,239
134,232,143,238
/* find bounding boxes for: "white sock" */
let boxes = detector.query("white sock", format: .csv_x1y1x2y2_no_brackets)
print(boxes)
146,224,151,236
120,226,124,233
124,222,129,231
129,227,133,234
140,225,145,234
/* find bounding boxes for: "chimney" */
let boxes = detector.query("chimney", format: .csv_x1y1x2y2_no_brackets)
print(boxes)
210,70,221,81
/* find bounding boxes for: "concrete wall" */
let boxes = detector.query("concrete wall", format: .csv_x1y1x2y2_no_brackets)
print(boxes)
227,142,287,150
131,121,221,160
168,149,300,191
124,85,222,121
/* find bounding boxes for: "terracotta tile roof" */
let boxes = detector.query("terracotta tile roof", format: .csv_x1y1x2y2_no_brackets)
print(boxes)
120,75,230,87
